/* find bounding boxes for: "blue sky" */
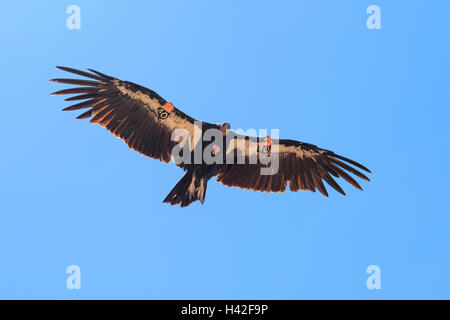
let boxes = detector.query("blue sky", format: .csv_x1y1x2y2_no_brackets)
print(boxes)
0,1,449,299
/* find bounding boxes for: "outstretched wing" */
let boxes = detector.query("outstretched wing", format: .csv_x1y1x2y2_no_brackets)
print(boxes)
51,66,196,163
217,134,371,196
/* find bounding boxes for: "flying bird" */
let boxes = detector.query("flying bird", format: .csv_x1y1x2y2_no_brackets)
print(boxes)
51,67,371,207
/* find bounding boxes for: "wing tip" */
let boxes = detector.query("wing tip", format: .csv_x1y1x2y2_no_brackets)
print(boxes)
87,68,113,79
75,109,92,120
333,153,372,173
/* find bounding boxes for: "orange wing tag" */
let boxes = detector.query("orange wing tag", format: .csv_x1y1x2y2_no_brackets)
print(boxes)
162,102,174,113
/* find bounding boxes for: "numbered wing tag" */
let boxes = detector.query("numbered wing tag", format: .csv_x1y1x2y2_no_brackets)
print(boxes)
258,136,272,155
157,102,174,120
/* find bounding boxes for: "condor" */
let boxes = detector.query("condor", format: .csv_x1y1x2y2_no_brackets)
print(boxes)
51,67,371,207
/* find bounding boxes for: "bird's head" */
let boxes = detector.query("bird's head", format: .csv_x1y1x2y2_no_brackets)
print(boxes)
219,122,230,136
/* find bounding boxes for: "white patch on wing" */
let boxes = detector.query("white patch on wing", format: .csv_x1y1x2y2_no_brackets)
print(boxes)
115,81,160,113
278,145,324,159
165,113,195,141
226,136,260,158
115,81,196,150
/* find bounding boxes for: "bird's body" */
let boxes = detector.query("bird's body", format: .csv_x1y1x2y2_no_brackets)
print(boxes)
163,121,225,207
51,67,371,207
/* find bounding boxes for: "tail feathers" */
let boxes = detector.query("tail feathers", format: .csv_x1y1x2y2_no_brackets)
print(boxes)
163,171,207,207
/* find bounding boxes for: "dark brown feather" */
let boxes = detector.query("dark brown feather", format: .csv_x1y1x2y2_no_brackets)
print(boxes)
51,87,99,96
63,99,99,111
56,66,104,81
332,153,371,173
329,157,370,181
312,174,328,197
322,173,346,195
87,68,115,80
329,163,363,190
76,109,93,120
65,93,99,101
50,78,102,86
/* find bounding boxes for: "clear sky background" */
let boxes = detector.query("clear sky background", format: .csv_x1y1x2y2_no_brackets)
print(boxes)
0,1,449,299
